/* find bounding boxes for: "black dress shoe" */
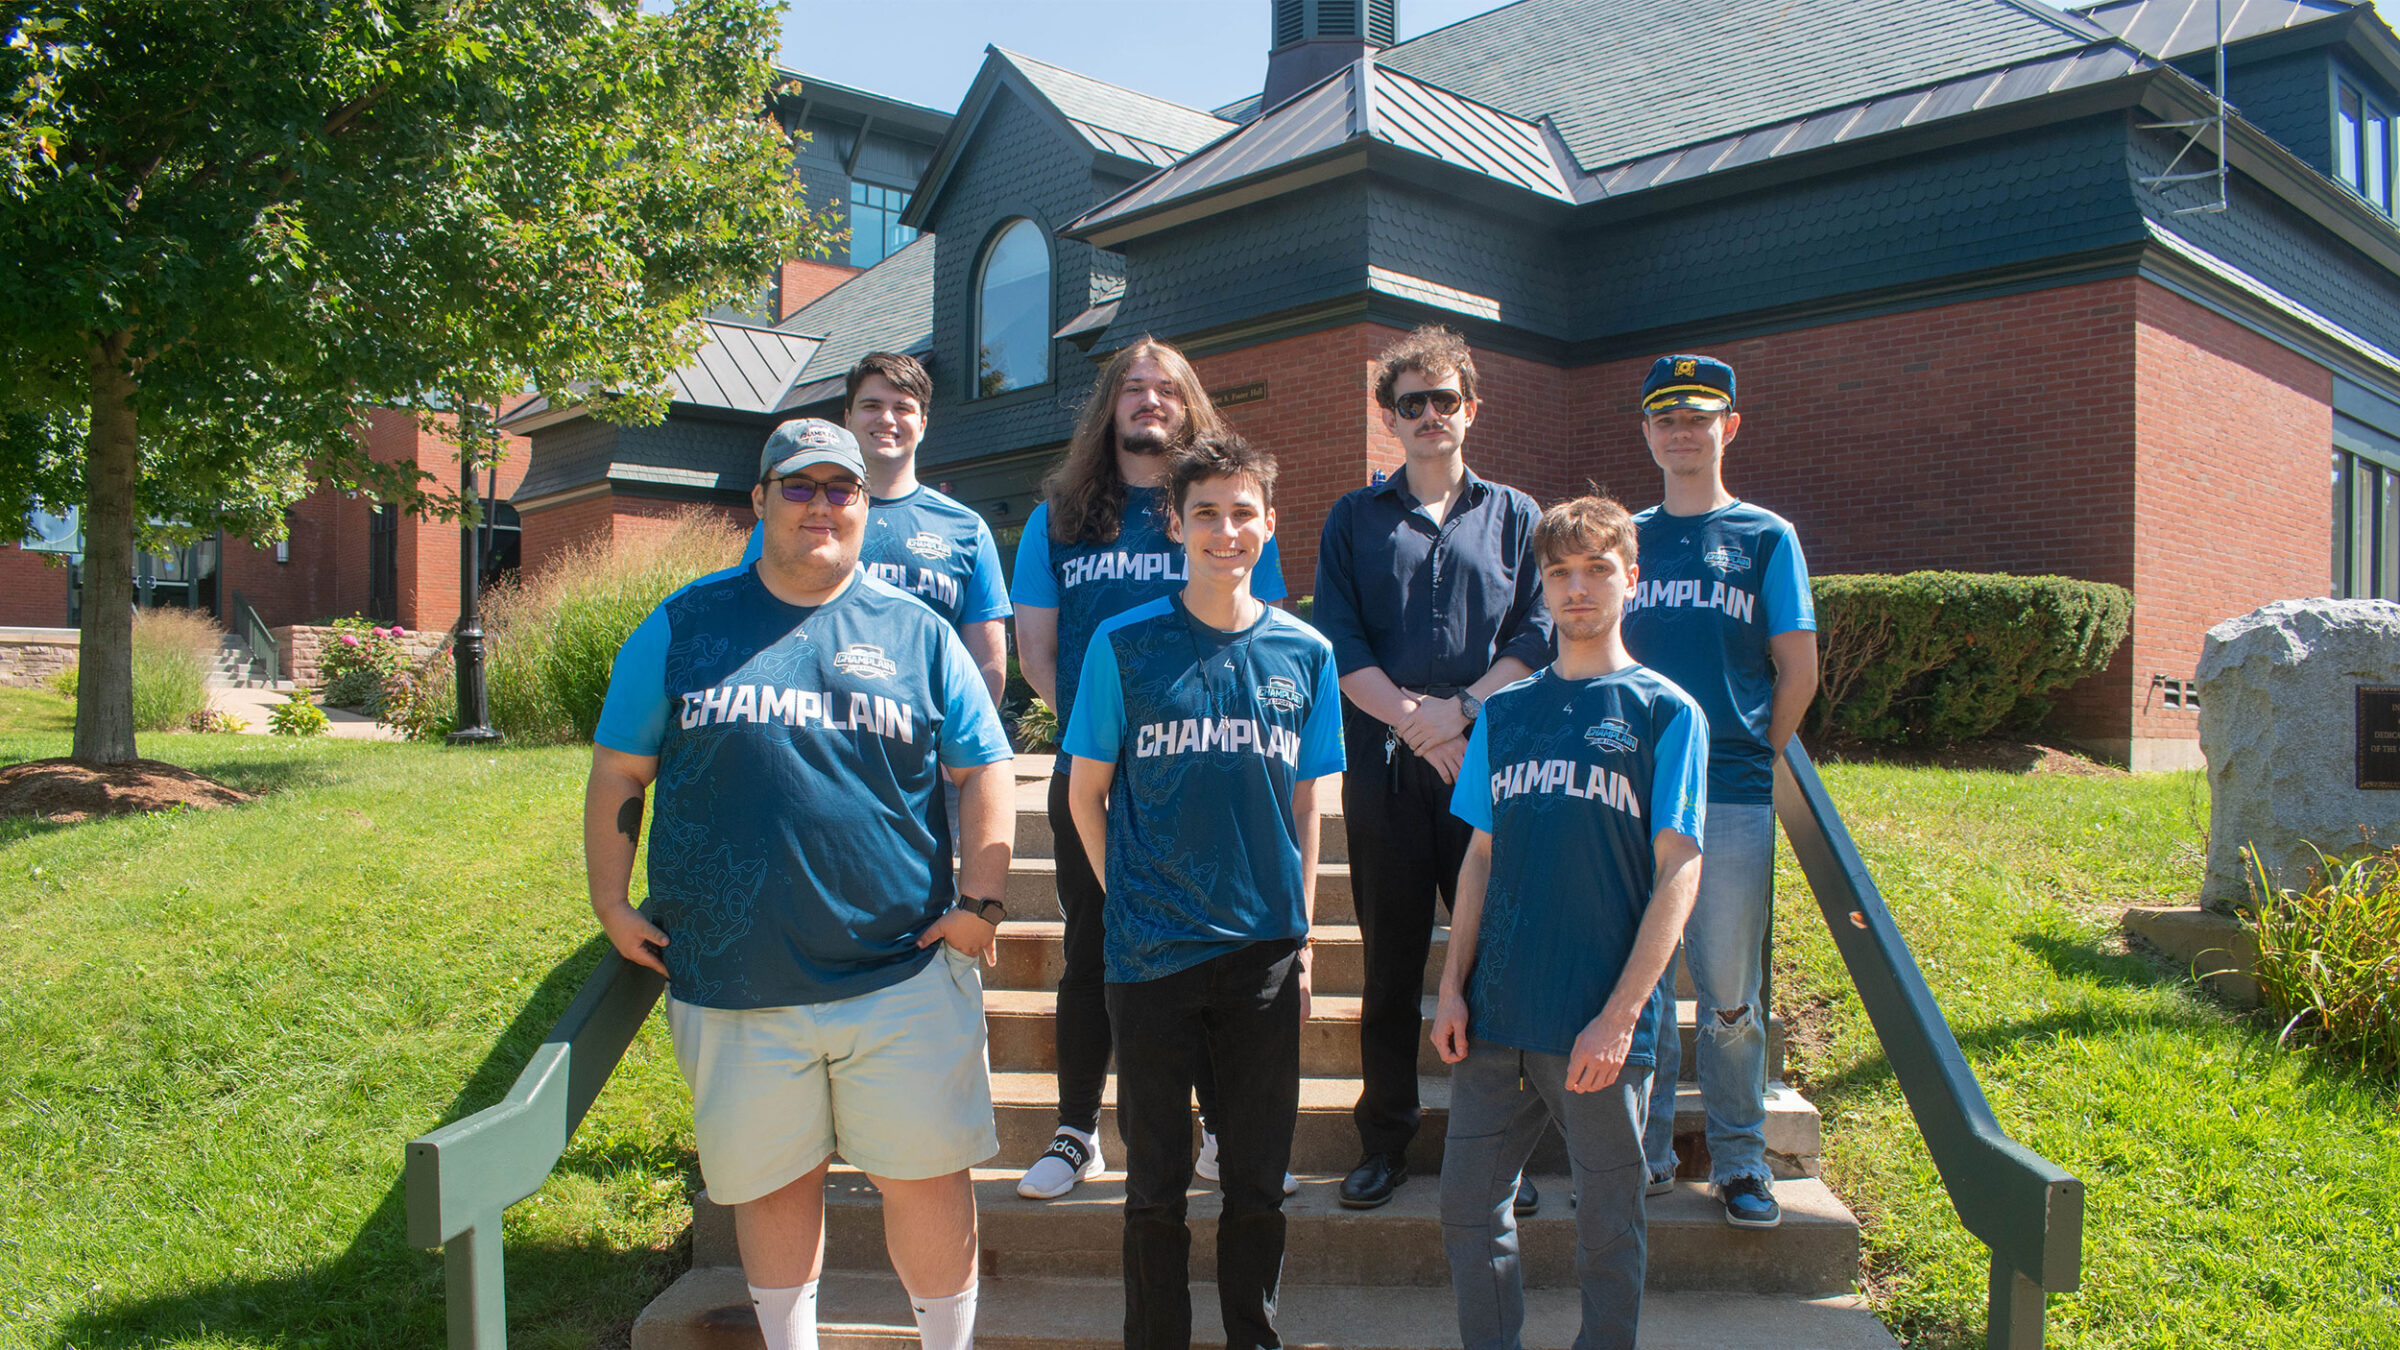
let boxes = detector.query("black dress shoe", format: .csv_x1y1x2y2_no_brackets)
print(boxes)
1513,1174,1538,1215
1339,1153,1409,1209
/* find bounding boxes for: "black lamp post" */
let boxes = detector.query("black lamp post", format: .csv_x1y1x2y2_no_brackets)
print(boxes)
448,402,502,745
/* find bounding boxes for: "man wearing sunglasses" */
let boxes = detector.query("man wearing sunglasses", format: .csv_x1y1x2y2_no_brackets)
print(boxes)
586,417,1016,1350
1312,325,1552,1210
739,352,1012,707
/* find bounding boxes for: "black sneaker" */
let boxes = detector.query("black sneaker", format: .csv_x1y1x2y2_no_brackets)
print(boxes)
1720,1175,1781,1229
1338,1153,1408,1209
1513,1174,1538,1215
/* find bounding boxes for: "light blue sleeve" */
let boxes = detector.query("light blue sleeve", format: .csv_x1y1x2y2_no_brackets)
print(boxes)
1254,533,1289,603
1060,630,1126,762
1009,505,1059,608
1297,644,1347,779
936,625,1015,769
962,521,1013,623
1651,701,1709,847
1449,717,1496,834
740,521,763,566
594,607,674,756
1765,527,1815,634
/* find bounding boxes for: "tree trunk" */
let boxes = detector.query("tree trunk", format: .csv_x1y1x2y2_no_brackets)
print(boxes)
74,333,141,764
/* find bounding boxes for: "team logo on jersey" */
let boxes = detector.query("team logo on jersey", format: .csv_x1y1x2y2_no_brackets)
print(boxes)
1256,675,1303,713
832,643,898,681
904,531,955,561
1702,544,1752,573
1584,718,1640,754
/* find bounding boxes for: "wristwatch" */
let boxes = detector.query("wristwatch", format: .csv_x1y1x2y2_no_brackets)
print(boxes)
1457,690,1483,724
958,894,1007,925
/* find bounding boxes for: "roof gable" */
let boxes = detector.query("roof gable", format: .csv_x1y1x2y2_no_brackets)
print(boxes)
775,235,937,407
1380,0,2107,172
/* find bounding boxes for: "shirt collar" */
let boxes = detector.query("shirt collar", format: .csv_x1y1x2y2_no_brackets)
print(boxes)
1370,463,1490,511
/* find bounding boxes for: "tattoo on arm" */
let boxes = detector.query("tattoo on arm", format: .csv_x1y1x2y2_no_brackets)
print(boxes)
615,795,644,845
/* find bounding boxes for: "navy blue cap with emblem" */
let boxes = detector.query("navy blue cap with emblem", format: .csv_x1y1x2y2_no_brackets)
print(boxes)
1641,354,1735,415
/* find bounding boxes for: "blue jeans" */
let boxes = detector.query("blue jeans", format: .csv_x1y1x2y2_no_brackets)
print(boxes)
1644,801,1774,1187
1440,1040,1650,1350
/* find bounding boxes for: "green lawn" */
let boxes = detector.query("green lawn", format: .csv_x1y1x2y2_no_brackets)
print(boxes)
2,686,2395,1348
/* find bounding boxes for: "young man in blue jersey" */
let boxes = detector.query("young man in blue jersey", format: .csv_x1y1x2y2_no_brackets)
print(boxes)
1061,432,1343,1350
1621,355,1818,1231
1011,338,1290,1200
586,418,1016,1350
739,352,1011,706
1431,495,1707,1350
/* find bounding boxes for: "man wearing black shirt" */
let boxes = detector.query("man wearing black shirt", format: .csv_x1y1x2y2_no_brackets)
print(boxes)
1311,325,1551,1209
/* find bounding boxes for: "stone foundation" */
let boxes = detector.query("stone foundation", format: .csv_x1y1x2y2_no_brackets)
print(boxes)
0,627,78,686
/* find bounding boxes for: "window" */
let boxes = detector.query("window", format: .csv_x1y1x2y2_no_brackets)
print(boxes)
2334,444,2400,602
847,182,918,268
974,219,1050,397
2337,78,2394,216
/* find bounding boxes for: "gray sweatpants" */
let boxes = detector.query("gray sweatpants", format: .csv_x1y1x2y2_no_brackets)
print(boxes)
1439,1040,1652,1350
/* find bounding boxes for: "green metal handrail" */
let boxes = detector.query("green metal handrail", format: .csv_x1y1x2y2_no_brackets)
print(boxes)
228,589,278,685
404,949,663,1349
1775,741,2084,1349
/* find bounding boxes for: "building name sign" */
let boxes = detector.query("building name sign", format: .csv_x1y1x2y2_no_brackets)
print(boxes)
2362,685,2400,790
1210,380,1269,409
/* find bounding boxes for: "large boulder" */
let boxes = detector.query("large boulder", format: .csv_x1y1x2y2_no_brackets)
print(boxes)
2196,599,2400,913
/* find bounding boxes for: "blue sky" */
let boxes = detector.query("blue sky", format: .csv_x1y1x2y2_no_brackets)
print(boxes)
779,1,2084,116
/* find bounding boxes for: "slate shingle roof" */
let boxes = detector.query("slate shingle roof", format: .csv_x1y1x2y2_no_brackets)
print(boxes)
997,48,1236,165
1379,0,2107,172
777,235,936,397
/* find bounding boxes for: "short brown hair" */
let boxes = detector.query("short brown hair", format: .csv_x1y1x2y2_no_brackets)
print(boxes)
1373,324,1479,409
1533,496,1638,570
845,351,932,412
1168,431,1278,517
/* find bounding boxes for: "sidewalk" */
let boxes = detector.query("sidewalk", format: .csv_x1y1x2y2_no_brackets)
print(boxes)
208,686,400,741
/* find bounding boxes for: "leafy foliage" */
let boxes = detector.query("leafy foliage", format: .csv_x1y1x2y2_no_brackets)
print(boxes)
268,687,329,737
126,608,215,732
316,616,407,710
2247,843,2400,1079
1810,572,2131,745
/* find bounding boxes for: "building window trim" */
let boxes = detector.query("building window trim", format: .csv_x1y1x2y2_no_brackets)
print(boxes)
847,180,918,269
2335,73,2395,217
972,217,1054,401
2334,417,2400,602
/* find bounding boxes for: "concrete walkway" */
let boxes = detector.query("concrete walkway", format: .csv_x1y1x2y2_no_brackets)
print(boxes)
208,685,400,741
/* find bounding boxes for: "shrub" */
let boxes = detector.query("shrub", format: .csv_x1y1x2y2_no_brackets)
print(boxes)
129,608,219,732
1015,698,1059,753
186,709,248,734
381,644,459,743
1809,572,2131,745
482,511,745,743
2247,843,2400,1079
50,666,76,699
269,688,330,737
318,617,408,711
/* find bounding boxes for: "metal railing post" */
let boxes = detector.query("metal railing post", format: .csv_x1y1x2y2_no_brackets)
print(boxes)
1988,1254,2046,1350
446,1220,510,1350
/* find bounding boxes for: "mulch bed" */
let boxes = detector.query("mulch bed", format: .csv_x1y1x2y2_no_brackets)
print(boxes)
1813,736,2129,777
0,758,256,823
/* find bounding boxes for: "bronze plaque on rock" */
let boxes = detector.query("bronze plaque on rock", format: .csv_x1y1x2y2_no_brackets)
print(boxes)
2362,686,2400,790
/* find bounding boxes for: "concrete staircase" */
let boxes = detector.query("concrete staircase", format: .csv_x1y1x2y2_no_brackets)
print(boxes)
206,635,286,690
632,758,1891,1349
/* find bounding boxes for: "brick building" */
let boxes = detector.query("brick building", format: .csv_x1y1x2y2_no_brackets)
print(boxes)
503,0,2400,769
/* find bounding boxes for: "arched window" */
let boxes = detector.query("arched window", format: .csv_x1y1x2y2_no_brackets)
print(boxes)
975,219,1050,397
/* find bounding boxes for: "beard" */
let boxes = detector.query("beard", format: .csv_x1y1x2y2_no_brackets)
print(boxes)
1554,613,1614,644
1118,422,1177,455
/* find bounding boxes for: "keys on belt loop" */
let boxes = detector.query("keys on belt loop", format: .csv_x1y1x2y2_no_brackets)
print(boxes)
1384,727,1401,792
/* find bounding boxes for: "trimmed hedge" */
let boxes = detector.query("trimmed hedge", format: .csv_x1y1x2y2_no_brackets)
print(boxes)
1810,572,2131,745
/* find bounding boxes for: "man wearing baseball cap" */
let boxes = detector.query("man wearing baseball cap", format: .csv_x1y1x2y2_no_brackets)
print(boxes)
1619,356,1818,1230
585,415,1016,1350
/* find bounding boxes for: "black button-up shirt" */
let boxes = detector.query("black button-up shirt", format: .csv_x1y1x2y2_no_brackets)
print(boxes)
1311,467,1552,691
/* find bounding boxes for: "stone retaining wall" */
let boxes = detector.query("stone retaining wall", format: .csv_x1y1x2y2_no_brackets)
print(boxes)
0,627,77,686
270,625,449,686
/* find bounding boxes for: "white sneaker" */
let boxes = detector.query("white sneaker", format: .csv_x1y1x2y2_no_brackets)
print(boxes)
1017,1128,1101,1199
1194,1130,1299,1194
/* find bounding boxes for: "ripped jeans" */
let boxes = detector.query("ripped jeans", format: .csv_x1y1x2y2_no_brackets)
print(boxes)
1643,801,1774,1188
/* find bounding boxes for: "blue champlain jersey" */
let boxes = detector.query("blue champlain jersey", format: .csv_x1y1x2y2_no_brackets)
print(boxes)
1062,594,1344,983
1620,501,1813,806
595,566,1013,1010
1451,666,1708,1060
1012,485,1287,767
740,484,1011,630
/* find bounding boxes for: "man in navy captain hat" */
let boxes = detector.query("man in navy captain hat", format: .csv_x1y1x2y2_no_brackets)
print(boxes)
1618,354,1818,1230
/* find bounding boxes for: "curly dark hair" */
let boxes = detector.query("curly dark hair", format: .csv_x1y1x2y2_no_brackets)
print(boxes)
1373,324,1479,409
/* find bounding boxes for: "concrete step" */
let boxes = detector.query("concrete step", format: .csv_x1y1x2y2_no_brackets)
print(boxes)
989,858,1355,925
1011,805,1351,864
635,1269,1895,1349
991,923,1700,1002
985,1073,1819,1179
689,1169,1858,1295
982,990,1785,1083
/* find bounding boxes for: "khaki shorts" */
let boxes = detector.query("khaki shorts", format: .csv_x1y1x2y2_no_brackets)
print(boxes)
666,945,998,1204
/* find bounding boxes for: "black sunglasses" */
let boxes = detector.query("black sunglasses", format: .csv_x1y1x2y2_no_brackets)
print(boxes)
773,475,862,506
1394,389,1465,420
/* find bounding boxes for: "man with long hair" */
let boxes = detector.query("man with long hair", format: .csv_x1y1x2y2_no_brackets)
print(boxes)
1010,337,1289,1200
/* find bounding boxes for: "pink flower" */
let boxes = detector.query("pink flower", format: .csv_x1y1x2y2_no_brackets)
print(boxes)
339,633,360,647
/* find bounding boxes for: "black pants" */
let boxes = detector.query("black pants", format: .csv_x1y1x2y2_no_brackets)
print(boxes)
1342,702,1475,1159
1108,940,1303,1350
1049,771,1220,1134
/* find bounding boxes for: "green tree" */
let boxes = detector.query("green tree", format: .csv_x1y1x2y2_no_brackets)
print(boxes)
0,0,831,762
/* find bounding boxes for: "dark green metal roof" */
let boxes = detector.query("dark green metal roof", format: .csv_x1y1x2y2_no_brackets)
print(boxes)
2075,0,2353,58
1380,0,2107,172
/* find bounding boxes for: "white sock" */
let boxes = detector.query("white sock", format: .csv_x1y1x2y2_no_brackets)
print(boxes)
749,1280,819,1350
910,1283,978,1350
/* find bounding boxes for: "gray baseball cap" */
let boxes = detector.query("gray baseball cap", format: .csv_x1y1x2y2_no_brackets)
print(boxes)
759,418,866,482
